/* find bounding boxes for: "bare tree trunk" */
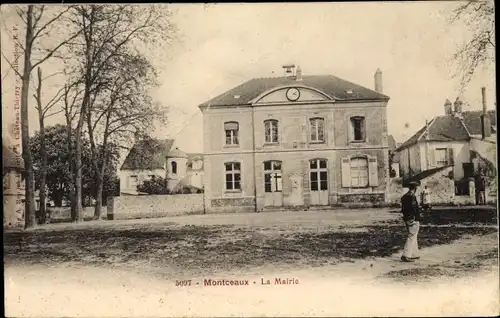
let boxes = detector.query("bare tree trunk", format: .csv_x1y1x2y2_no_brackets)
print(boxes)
94,160,106,219
21,5,36,229
35,67,47,222
74,116,85,222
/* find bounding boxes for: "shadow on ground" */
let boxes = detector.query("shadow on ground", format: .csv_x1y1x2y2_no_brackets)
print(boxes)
4,219,497,277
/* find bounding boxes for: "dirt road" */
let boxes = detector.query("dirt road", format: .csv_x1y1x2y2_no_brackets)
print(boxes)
5,232,499,317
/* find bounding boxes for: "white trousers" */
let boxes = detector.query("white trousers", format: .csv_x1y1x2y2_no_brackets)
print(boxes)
403,220,420,258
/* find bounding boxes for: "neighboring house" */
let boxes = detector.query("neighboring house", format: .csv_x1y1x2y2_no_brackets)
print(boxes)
3,141,25,229
200,65,391,212
119,138,203,195
395,90,496,196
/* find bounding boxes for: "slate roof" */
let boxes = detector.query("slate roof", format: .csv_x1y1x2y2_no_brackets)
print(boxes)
409,165,453,183
462,110,496,135
2,144,24,170
395,110,493,152
167,147,188,158
199,75,390,107
120,139,174,170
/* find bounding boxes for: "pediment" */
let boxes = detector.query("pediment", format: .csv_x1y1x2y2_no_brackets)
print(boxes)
252,86,331,104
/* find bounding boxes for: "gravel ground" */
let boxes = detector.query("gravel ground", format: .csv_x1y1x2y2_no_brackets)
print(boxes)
4,209,499,316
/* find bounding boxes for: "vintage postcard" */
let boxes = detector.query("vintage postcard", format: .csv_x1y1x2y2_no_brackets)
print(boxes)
2,2,498,317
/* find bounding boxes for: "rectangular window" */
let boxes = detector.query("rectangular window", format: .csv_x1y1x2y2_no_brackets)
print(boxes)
264,160,282,193
350,158,369,188
310,118,325,142
225,162,241,191
435,148,448,166
350,117,366,142
310,159,328,192
264,120,279,143
224,122,239,145
320,171,328,190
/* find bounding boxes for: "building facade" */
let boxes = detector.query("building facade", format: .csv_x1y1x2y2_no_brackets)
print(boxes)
396,89,497,196
3,142,25,229
200,66,391,212
119,138,204,195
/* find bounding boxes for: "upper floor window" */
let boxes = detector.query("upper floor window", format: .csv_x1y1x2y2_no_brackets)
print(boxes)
435,148,454,166
264,119,279,143
225,162,241,191
350,116,366,142
310,117,325,143
224,121,239,146
171,161,177,174
264,160,282,193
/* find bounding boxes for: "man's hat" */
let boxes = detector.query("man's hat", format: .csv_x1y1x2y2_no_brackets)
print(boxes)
408,181,420,188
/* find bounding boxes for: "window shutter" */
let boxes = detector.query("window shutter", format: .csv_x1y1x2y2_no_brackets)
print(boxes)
348,119,353,142
341,158,351,187
368,157,378,186
429,148,436,168
447,148,454,165
360,118,366,140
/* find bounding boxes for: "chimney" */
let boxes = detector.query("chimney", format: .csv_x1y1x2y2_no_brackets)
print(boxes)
374,68,383,93
444,99,452,115
295,66,302,81
282,64,296,77
453,97,463,118
481,87,491,139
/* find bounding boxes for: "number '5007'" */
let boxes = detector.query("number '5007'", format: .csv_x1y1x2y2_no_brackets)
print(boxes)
175,280,191,286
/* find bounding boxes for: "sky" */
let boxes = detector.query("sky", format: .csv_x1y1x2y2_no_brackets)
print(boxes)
1,2,496,159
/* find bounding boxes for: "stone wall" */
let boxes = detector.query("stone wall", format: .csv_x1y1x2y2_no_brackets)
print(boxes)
107,194,204,220
416,166,455,205
337,193,385,207
47,206,105,221
386,177,404,204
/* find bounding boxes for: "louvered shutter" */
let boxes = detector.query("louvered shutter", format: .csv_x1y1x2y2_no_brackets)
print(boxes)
429,148,436,168
368,156,379,186
341,158,351,187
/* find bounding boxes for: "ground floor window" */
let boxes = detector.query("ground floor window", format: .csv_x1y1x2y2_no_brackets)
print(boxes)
225,162,241,191
350,157,369,188
310,159,328,191
264,160,282,192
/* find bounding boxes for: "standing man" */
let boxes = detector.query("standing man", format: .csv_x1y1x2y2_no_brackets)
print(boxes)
401,181,421,262
420,185,432,212
475,169,486,205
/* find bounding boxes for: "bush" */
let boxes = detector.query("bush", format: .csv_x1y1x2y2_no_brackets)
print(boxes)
137,176,171,195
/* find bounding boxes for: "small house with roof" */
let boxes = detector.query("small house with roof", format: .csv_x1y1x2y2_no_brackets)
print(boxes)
395,88,496,197
199,65,391,212
119,138,203,195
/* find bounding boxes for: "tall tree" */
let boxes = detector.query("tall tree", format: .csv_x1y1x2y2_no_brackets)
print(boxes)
1,5,81,228
32,67,65,221
450,0,495,86
86,52,165,218
62,4,173,219
30,124,119,207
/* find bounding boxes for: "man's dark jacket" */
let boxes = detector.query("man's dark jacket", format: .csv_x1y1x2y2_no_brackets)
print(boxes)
401,191,421,222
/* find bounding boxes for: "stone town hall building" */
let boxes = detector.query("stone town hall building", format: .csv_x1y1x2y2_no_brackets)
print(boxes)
199,65,391,213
